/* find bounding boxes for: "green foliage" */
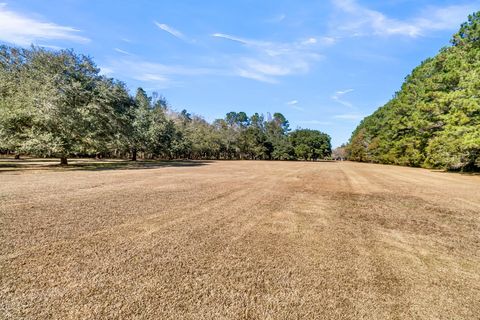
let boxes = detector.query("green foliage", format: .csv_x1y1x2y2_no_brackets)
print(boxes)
0,45,331,163
348,11,480,171
290,129,331,160
0,46,131,163
452,12,480,47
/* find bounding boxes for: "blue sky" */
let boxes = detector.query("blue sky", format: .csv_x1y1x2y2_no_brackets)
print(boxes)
1,0,479,146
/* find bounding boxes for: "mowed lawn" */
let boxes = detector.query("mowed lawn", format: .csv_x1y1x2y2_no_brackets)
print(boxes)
1,160,479,319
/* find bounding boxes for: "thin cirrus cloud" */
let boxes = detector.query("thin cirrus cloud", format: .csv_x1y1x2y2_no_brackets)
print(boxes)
103,30,331,87
0,3,89,46
332,89,354,108
114,48,132,55
212,32,331,83
212,33,336,49
108,31,335,85
331,0,477,38
286,100,304,111
154,21,187,41
333,113,364,121
102,58,224,88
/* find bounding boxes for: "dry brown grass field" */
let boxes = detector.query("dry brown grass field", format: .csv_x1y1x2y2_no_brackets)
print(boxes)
1,159,479,319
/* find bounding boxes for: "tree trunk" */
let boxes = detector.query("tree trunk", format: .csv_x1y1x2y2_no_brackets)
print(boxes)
60,157,68,165
131,148,137,161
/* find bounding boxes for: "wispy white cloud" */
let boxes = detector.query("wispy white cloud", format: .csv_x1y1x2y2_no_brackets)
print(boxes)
332,89,354,108
103,58,224,88
154,21,186,40
414,5,478,32
301,36,337,46
0,3,89,45
320,36,337,45
286,100,304,111
212,33,253,45
236,58,315,83
212,32,327,83
235,69,276,83
335,89,354,95
114,48,132,55
99,66,114,76
106,29,336,86
333,113,364,121
331,0,477,38
244,59,306,76
135,73,170,83
303,37,317,45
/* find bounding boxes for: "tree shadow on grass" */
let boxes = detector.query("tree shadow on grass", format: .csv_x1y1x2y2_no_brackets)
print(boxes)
0,158,213,173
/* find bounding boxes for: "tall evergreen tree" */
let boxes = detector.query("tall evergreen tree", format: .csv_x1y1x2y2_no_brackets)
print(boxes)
348,11,480,171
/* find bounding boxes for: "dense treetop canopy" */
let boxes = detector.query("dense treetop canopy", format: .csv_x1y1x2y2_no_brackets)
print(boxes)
0,46,331,164
347,12,480,171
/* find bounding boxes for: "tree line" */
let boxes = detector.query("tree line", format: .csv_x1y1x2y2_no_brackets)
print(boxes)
0,45,331,164
347,12,480,171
